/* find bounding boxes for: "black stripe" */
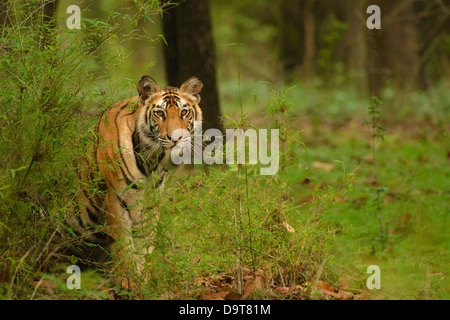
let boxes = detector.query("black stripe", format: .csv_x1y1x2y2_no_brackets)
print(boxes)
75,212,85,228
86,207,101,225
119,103,130,111
132,129,147,176
93,151,101,183
83,188,99,211
94,111,105,138
126,102,137,115
114,191,132,221
147,106,154,128
163,93,181,106
153,175,164,188
114,191,128,209
117,162,139,189
158,151,165,162
93,111,106,174
150,105,155,116
92,231,114,243
114,103,137,188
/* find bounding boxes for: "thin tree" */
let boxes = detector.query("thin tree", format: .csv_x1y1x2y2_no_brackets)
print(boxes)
162,0,224,133
41,0,59,48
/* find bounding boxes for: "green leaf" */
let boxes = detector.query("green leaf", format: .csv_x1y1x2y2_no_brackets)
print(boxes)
123,181,136,194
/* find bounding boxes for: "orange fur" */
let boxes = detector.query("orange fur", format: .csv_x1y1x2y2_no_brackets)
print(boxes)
67,77,203,283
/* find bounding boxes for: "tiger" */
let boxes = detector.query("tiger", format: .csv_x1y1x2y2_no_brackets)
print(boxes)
66,76,203,285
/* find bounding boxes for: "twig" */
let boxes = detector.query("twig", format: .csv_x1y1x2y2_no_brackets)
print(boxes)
175,180,217,226
312,257,328,286
9,245,35,298
30,276,44,300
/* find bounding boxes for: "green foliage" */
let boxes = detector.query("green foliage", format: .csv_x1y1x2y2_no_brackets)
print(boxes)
1,0,448,301
363,96,389,248
366,96,386,143
319,135,449,299
0,0,165,299
135,73,352,300
317,14,348,81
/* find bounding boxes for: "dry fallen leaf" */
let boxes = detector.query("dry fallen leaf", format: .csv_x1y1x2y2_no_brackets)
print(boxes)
202,290,229,300
362,154,374,164
32,279,55,294
400,213,411,226
382,238,395,253
275,286,290,294
312,161,335,172
315,280,334,292
282,221,296,233
224,291,242,300
354,292,366,300
254,275,264,290
322,289,354,300
321,289,339,299
301,177,312,184
337,290,354,300
223,280,256,300
338,281,350,291
241,280,255,300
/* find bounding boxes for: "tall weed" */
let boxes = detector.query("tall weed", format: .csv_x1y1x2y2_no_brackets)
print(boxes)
0,0,164,299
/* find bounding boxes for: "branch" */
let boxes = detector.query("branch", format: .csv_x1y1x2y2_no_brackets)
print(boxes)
419,12,450,55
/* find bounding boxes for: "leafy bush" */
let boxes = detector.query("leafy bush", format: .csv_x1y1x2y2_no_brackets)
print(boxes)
0,0,164,299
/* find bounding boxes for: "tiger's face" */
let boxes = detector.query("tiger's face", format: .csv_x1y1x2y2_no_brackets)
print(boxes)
137,76,203,152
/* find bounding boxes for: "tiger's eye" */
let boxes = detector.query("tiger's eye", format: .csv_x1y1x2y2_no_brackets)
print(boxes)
155,110,164,117
180,109,189,116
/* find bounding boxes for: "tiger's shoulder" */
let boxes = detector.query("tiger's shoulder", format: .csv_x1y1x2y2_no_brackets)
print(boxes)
99,96,141,130
94,96,144,177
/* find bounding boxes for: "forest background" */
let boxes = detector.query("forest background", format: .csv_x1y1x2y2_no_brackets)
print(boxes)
0,0,449,300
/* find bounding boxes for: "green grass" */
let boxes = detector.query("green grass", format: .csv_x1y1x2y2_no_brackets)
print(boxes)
127,79,449,300
1,1,448,298
1,71,448,300
1,0,448,301
214,79,449,300
289,119,449,300
337,140,448,299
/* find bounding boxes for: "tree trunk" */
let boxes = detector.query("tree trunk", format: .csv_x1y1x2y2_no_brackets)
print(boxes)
42,0,58,26
278,0,317,83
342,0,367,91
41,0,59,48
162,0,223,133
279,0,304,81
0,0,12,30
365,0,421,93
302,0,316,82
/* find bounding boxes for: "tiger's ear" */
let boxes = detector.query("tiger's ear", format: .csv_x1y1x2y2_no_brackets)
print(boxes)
180,76,203,104
137,76,160,104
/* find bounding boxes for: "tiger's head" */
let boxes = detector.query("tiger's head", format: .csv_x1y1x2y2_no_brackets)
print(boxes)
136,76,203,154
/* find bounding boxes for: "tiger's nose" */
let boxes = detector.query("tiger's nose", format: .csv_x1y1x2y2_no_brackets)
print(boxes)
169,134,183,142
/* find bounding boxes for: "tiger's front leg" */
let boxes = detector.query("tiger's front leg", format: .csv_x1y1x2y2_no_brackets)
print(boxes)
104,188,154,289
126,174,168,278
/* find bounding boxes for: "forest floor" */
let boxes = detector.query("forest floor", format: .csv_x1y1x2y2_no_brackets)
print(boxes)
5,86,448,301
186,112,449,300
28,113,448,301
282,115,447,300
